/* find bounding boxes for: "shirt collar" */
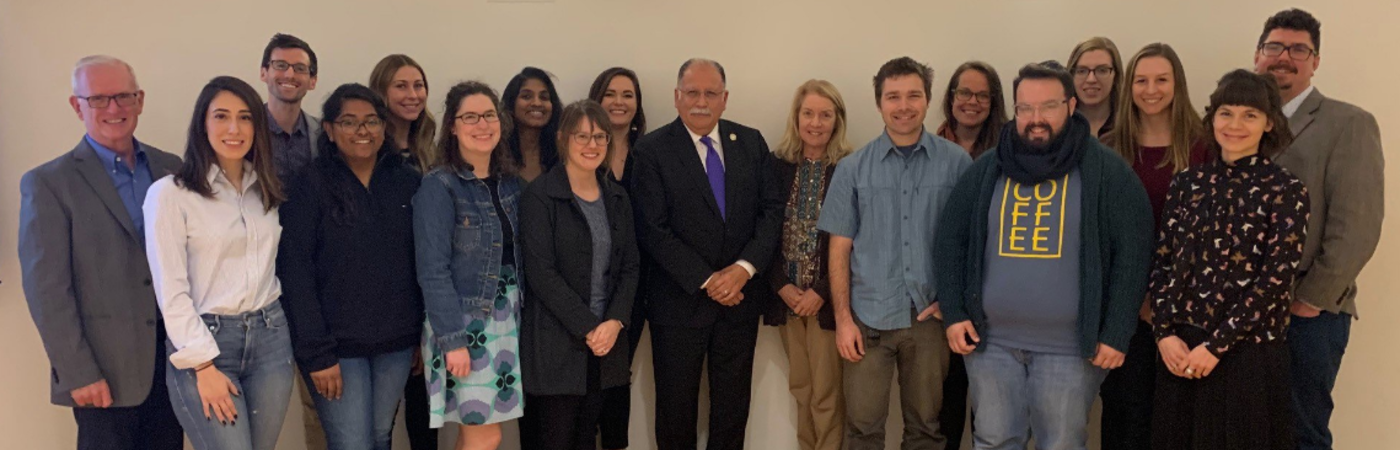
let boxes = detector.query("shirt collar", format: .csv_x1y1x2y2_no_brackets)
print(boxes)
205,160,259,193
86,134,147,172
265,104,309,137
877,128,933,160
1282,85,1315,119
686,125,722,148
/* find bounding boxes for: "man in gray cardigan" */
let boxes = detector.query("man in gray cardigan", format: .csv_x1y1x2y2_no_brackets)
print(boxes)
1253,9,1385,450
19,56,183,450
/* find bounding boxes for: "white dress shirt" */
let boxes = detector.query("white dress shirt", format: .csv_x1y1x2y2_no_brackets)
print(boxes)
683,124,755,283
143,163,283,369
1283,85,1315,119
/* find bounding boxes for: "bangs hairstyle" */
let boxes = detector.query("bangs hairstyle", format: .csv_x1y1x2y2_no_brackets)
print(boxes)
1107,43,1204,173
502,67,564,171
1203,69,1293,159
587,67,647,146
774,79,853,165
555,100,618,175
369,54,438,172
940,61,1009,157
435,81,518,177
174,75,283,211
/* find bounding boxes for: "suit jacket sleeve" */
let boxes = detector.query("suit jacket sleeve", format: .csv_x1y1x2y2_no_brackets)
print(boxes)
736,137,785,274
631,139,717,294
19,170,104,392
1293,109,1385,309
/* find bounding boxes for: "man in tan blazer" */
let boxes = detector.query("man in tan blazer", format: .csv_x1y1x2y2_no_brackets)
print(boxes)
1253,9,1385,450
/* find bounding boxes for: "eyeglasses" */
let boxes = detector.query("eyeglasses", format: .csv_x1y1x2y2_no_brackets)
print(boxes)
334,118,385,132
268,60,312,75
952,88,992,104
1014,99,1070,118
77,92,140,109
1258,42,1317,60
456,111,500,125
571,132,611,146
679,89,724,102
1073,66,1115,80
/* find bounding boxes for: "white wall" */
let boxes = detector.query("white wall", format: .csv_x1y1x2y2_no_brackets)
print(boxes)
2,1,1396,449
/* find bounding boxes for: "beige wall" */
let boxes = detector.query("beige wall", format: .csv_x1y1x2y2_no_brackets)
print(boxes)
2,0,1395,448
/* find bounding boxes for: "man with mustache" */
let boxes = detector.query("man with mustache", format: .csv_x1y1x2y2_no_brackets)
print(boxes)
1252,9,1385,450
817,56,971,450
935,61,1153,450
20,55,184,450
630,58,784,450
258,32,327,450
260,33,321,186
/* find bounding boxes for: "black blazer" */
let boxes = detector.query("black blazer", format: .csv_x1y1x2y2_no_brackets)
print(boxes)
520,166,640,396
630,118,784,327
763,159,837,330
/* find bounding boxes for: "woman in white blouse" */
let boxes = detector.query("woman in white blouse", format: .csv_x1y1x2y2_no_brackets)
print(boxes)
143,76,289,450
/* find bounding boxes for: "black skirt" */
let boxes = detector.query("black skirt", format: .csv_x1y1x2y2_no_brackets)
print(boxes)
1151,325,1295,450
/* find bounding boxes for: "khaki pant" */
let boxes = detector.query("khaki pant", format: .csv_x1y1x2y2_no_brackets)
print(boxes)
779,315,845,450
843,311,950,450
296,369,327,450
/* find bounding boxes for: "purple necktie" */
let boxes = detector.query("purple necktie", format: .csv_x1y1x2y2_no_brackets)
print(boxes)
700,135,726,219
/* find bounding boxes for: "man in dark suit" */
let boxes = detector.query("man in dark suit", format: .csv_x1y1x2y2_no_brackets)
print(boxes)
19,55,184,450
1251,9,1385,450
631,58,784,450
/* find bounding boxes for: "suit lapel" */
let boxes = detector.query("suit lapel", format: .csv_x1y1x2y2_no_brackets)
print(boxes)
71,140,139,239
720,121,745,223
669,119,723,220
1289,88,1324,138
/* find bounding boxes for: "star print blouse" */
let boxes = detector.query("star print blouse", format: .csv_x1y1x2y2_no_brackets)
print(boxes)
1149,154,1309,356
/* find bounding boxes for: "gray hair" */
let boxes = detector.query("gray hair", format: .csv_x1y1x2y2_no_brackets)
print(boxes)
676,58,726,87
71,55,139,93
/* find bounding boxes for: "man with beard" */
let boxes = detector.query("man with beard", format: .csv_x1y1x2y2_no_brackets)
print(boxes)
818,56,970,450
934,61,1153,450
1252,9,1385,450
260,33,321,185
258,32,326,450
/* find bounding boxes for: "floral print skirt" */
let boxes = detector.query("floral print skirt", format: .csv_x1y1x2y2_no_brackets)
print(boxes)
422,264,524,427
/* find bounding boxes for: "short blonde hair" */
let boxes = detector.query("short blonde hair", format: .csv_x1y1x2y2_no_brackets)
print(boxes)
774,79,853,165
71,55,138,93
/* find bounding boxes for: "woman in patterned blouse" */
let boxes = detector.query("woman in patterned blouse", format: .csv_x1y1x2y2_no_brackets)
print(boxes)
763,79,853,450
1148,69,1309,450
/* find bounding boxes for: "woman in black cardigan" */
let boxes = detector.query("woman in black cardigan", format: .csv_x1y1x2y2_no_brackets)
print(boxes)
518,99,640,450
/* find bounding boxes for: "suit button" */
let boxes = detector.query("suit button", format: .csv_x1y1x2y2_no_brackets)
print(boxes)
144,278,153,286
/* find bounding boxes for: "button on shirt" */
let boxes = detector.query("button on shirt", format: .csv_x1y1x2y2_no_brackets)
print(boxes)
143,163,283,369
818,130,972,330
87,135,154,240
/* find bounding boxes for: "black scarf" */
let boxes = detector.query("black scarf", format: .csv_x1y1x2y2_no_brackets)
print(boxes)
996,112,1090,184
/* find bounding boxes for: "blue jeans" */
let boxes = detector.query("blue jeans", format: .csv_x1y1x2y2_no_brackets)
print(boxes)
167,302,295,450
964,342,1106,450
1289,311,1351,450
304,348,415,450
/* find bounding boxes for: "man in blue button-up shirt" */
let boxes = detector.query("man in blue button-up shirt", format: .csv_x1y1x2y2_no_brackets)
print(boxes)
817,57,971,450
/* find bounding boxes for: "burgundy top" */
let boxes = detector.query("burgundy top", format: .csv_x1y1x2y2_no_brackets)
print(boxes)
1131,141,1211,228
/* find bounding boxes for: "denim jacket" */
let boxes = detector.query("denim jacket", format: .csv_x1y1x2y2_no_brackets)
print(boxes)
412,166,522,351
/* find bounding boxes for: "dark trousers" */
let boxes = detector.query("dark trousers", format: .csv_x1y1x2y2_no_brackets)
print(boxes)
650,314,760,450
402,362,438,450
939,353,970,450
1289,311,1351,450
598,299,648,448
1152,326,1293,450
1100,321,1158,450
73,334,182,450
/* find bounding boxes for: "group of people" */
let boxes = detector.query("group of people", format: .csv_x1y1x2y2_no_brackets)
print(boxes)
18,7,1383,450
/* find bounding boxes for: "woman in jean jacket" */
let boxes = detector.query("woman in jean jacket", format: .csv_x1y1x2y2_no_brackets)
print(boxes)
412,80,523,450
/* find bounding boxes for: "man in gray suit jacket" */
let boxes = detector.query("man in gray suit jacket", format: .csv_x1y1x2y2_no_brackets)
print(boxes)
1253,9,1385,450
19,56,184,450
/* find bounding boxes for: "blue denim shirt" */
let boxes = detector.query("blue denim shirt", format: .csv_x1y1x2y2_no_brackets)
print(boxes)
86,135,153,241
817,130,972,330
413,166,522,351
